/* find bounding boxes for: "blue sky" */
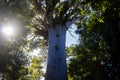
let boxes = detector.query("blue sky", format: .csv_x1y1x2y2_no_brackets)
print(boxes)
66,24,79,47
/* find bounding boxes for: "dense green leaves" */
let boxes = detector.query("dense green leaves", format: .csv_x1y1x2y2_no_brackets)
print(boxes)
29,56,44,80
68,0,120,80
0,0,33,79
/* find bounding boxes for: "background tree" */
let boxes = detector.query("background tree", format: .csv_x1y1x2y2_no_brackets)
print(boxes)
28,56,44,80
68,0,120,80
0,0,33,79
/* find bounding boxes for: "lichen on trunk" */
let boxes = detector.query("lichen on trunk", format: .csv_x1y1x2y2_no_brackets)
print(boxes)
45,25,68,80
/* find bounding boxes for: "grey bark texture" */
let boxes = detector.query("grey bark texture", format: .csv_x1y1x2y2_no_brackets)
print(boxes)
45,25,68,80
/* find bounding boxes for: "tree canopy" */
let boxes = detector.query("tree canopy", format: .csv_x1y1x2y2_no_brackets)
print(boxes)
1,0,119,80
0,0,33,79
68,0,120,80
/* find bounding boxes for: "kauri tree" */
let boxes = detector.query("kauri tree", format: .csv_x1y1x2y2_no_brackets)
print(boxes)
30,0,81,80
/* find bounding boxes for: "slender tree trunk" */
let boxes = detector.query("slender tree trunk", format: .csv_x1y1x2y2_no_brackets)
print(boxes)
45,25,68,80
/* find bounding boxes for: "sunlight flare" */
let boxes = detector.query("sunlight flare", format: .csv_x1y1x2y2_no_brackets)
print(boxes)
1,25,15,36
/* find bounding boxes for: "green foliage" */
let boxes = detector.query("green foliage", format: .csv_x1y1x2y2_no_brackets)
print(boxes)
29,56,44,80
68,45,106,80
28,0,81,40
0,0,33,79
68,0,120,80
0,42,29,80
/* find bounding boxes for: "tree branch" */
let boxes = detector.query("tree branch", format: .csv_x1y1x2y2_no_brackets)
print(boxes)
33,0,45,14
34,17,49,30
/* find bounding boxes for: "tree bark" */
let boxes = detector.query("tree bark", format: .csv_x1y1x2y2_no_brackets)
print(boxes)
45,25,68,80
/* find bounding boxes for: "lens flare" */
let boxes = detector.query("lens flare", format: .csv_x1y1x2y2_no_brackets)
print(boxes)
2,25,15,36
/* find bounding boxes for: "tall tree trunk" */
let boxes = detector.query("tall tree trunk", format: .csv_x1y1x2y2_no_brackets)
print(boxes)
45,25,68,80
